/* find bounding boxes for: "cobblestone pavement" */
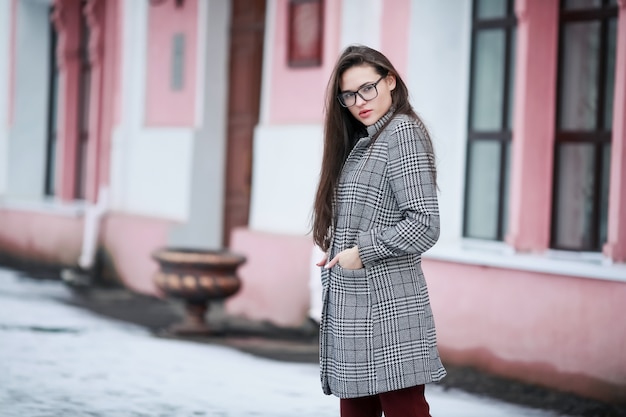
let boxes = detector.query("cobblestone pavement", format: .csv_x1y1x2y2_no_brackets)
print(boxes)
0,267,570,417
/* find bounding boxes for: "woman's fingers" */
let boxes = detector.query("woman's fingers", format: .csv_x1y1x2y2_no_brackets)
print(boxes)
321,247,363,269
316,255,328,267
324,255,340,269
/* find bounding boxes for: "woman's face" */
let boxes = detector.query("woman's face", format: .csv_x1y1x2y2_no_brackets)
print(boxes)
339,64,396,126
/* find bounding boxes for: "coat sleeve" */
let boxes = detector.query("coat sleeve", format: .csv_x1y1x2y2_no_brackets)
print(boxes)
357,120,440,267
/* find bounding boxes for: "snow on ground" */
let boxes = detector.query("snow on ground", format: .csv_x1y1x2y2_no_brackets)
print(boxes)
0,268,567,416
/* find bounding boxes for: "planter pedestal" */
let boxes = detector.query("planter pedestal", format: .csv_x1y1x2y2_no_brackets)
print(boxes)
152,248,246,336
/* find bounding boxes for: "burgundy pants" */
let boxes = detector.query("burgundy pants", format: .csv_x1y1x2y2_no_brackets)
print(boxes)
339,385,431,417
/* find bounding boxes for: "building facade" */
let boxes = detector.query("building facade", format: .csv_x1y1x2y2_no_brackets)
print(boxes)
0,0,624,403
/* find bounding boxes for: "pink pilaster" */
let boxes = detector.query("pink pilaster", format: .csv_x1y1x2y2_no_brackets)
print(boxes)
99,0,120,194
506,0,559,252
381,0,410,79
52,0,82,201
603,1,626,263
269,0,340,124
83,0,105,203
145,0,198,127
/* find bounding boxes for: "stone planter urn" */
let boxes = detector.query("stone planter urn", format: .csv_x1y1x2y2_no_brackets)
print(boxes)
152,247,246,336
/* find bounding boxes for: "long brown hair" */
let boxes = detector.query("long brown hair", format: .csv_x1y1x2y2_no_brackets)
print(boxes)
312,45,436,251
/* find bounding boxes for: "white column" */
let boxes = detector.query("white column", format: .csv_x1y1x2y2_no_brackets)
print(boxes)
0,0,11,195
340,0,382,49
110,0,148,211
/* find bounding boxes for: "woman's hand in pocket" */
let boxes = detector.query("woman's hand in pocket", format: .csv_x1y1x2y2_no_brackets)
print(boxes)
325,246,363,270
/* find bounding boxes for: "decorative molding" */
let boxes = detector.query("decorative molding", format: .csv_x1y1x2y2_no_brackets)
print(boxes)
50,0,83,201
287,0,324,67
84,0,104,67
50,0,81,70
149,0,185,8
50,2,67,69
50,3,64,33
514,0,529,24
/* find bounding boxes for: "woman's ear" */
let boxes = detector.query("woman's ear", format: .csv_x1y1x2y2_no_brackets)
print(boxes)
387,75,397,92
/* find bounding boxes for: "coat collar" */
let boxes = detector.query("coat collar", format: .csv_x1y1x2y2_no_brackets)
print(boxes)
366,108,395,138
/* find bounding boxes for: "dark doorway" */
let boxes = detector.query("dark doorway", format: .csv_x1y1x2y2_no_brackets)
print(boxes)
223,0,266,247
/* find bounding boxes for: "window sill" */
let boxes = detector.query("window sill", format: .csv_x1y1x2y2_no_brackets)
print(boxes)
0,197,86,217
424,239,626,283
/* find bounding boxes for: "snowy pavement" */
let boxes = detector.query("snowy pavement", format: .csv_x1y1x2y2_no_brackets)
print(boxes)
0,267,568,416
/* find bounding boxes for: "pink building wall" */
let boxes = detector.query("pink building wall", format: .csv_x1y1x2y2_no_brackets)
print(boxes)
145,0,198,127
380,0,410,79
101,213,173,294
425,258,626,402
0,209,173,295
268,0,411,124
268,0,340,124
0,210,83,265
226,228,314,327
97,0,121,193
82,0,121,202
0,209,171,297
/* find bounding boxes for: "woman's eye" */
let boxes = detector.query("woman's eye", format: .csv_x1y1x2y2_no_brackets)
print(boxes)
361,85,374,93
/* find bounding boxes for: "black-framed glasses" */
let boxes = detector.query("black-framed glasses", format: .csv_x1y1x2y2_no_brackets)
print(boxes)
337,75,386,107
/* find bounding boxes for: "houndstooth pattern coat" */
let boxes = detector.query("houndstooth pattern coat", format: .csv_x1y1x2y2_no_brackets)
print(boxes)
319,111,446,399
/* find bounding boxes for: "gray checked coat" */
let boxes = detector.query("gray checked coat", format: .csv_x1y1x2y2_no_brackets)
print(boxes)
319,111,446,398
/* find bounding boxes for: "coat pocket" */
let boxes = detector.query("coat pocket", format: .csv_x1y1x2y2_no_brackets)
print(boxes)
330,264,368,294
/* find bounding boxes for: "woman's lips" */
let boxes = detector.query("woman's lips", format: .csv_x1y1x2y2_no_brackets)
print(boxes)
359,109,372,117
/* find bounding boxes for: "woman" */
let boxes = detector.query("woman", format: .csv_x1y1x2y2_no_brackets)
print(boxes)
312,45,446,417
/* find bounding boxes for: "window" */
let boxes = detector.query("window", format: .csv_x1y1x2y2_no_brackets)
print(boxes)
551,0,617,251
44,7,59,196
45,2,90,200
287,0,323,67
464,0,516,240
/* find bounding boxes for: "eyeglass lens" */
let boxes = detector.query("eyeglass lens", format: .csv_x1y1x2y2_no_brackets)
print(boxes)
338,76,384,107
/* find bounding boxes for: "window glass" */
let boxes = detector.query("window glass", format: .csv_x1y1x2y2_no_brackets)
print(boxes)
553,144,596,249
477,0,507,19
501,142,511,236
552,0,616,252
507,27,516,131
604,18,617,130
599,144,611,246
45,65,58,195
563,0,601,10
45,8,59,196
472,29,506,131
465,141,501,239
464,0,514,242
559,22,600,130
